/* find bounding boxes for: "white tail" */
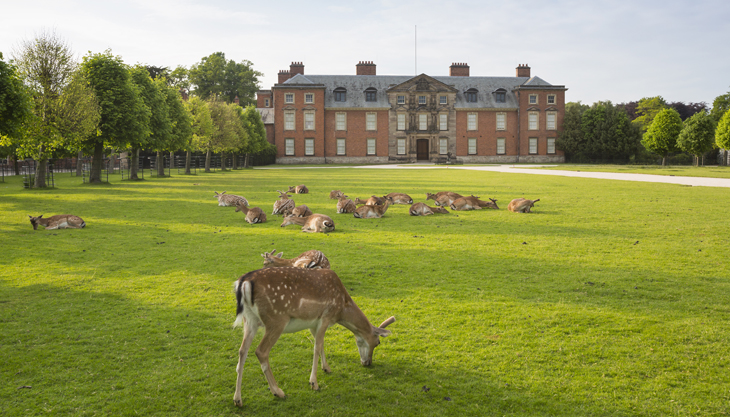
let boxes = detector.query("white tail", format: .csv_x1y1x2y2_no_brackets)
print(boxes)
232,268,395,406
261,249,330,269
287,184,309,194
235,202,267,224
29,214,86,230
336,195,356,213
280,213,335,233
507,198,540,213
215,191,248,207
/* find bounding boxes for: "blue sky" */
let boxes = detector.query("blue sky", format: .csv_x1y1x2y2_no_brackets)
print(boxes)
1,0,728,106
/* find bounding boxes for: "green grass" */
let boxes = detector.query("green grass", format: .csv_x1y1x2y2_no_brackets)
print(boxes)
530,164,730,178
1,168,729,416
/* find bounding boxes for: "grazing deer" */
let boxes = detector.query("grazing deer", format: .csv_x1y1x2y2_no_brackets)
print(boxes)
232,268,395,406
450,195,499,211
215,191,248,207
409,202,449,216
355,195,383,206
283,205,312,218
280,213,335,233
353,197,393,219
261,249,331,269
336,195,356,214
235,202,267,224
272,191,295,216
29,215,85,230
426,192,462,207
287,184,309,194
384,192,413,205
508,198,540,213
329,190,344,199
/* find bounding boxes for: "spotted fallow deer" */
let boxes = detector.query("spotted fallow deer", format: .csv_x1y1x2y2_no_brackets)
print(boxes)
409,202,449,216
384,192,413,205
280,213,335,233
287,184,309,194
272,191,295,216
508,198,540,213
329,190,344,199
261,249,331,269
235,202,267,224
426,192,463,207
450,195,499,211
355,195,383,206
232,268,395,407
283,205,312,218
336,195,356,214
353,197,393,219
29,215,86,230
215,191,248,207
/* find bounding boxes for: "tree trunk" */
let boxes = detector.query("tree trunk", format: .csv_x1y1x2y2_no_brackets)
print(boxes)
157,151,165,177
130,147,139,180
13,156,20,175
34,156,47,188
232,154,238,170
244,153,250,168
205,149,211,172
90,142,104,183
170,151,175,172
185,150,192,175
661,155,667,166
76,150,83,177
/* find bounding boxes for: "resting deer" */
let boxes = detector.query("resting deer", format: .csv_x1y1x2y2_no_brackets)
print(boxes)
261,249,330,269
283,205,312,217
355,195,383,206
336,195,356,214
233,268,395,407
508,198,540,213
235,202,267,224
384,192,413,205
29,215,86,230
272,191,295,216
450,195,499,211
215,191,248,207
280,213,335,233
353,197,393,219
287,184,309,194
409,202,449,216
329,190,344,199
426,192,462,207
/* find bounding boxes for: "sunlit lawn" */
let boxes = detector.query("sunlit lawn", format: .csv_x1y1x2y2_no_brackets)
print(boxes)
531,164,730,179
1,167,728,416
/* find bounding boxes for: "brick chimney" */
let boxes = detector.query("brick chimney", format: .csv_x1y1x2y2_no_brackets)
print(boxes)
278,70,291,84
516,64,531,78
356,61,376,75
290,62,304,76
449,62,470,77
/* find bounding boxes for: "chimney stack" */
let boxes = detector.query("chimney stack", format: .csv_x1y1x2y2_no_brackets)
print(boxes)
356,61,376,75
449,62,470,77
516,64,531,78
278,70,291,84
290,62,304,76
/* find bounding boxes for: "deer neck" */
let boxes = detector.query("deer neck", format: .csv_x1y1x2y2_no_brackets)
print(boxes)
286,216,309,226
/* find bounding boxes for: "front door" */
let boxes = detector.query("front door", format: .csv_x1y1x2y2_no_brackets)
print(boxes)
416,139,429,160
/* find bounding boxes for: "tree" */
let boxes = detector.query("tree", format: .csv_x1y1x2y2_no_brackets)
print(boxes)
668,101,708,121
0,52,32,140
160,80,192,175
129,66,167,179
677,111,716,166
710,90,730,124
240,105,270,168
203,100,241,172
169,65,190,92
716,110,730,151
633,96,668,132
642,108,683,166
81,51,149,183
555,102,586,161
184,96,213,174
189,52,262,104
11,31,100,187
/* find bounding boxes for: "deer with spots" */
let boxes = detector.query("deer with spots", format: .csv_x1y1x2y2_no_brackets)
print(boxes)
384,192,413,205
353,196,393,219
336,195,356,214
329,190,344,199
261,249,330,269
272,191,295,216
450,195,499,211
29,215,86,230
355,195,383,206
283,205,312,218
215,191,248,207
409,202,449,216
280,213,335,233
426,191,463,207
508,198,540,213
287,184,309,194
235,202,267,224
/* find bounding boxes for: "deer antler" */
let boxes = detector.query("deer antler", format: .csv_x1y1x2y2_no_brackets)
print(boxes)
490,198,498,203
379,316,396,328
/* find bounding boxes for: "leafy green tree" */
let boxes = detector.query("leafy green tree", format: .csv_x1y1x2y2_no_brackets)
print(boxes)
716,110,730,151
0,52,32,141
240,105,270,168
160,80,192,175
633,96,668,132
642,108,683,166
676,111,716,166
81,50,150,183
129,66,167,179
203,100,241,172
710,90,730,124
169,65,190,92
189,52,262,104
184,96,213,174
555,102,586,161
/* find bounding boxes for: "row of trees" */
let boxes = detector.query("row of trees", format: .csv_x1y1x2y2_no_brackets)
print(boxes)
557,94,730,165
0,31,273,187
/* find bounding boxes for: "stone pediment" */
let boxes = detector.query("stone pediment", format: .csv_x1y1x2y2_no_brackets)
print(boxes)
386,74,459,94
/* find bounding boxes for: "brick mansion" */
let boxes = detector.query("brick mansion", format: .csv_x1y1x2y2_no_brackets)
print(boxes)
256,61,566,164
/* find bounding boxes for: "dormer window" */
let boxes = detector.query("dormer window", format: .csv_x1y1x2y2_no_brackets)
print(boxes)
494,88,507,103
365,87,377,102
465,88,478,103
334,87,347,102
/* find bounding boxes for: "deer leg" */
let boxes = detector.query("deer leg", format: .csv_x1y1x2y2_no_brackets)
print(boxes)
309,326,331,375
234,321,259,407
309,321,330,390
255,324,286,398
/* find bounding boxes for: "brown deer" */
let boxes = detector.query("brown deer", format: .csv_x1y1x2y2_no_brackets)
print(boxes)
329,190,344,199
29,215,86,230
353,196,393,219
409,202,449,216
232,268,395,406
450,195,499,211
261,249,331,269
426,192,462,207
336,195,356,214
272,191,295,216
355,195,383,206
235,202,267,224
384,192,413,205
508,198,540,213
215,191,248,207
280,213,335,233
282,205,312,217
287,184,309,194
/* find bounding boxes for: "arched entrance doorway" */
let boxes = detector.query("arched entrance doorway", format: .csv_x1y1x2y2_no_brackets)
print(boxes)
416,139,429,161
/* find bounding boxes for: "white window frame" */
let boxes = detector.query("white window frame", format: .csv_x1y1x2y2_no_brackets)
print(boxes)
284,111,295,131
439,113,448,131
546,112,557,130
397,95,405,105
335,112,346,131
367,138,376,155
397,113,406,131
285,93,294,104
467,113,477,131
305,139,315,156
285,138,295,156
496,112,506,131
397,139,406,155
547,94,556,105
497,138,506,155
366,112,377,131
418,95,426,105
529,94,538,105
439,139,448,155
529,138,538,154
528,112,539,130
264,98,270,107
305,93,314,104
439,95,447,105
468,138,477,155
547,138,556,154
304,111,315,130
337,138,346,155
419,114,428,131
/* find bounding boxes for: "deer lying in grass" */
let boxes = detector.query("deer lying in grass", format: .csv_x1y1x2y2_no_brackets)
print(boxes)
409,202,449,216
215,191,248,207
272,191,295,216
450,195,499,211
355,195,383,206
426,192,462,207
235,202,267,224
261,249,331,269
283,205,312,217
29,215,86,230
287,184,309,194
233,268,395,406
508,198,540,213
329,190,344,199
280,213,335,233
353,196,393,219
336,195,356,214
384,192,413,205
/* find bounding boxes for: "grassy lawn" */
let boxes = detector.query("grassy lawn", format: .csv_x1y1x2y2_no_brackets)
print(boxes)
529,164,730,179
1,168,728,416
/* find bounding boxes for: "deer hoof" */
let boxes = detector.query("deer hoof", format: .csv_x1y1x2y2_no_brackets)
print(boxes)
322,365,332,373
272,387,286,398
234,398,243,407
310,381,320,391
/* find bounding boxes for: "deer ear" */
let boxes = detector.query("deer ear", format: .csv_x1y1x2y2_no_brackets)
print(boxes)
373,327,392,337
276,253,283,258
39,215,43,218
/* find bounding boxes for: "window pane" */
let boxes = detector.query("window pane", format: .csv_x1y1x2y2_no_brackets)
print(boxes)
397,139,406,155
419,114,427,130
468,138,477,155
305,139,314,156
547,113,556,130
397,95,405,104
337,139,345,155
547,95,555,105
367,138,376,155
529,138,538,154
366,113,376,130
305,93,313,103
496,92,506,103
418,95,426,105
529,95,537,104
304,112,314,130
547,138,555,154
440,114,447,131
285,93,293,103
440,96,447,105
497,138,505,154
397,113,406,130
439,139,448,155
336,113,346,130
285,112,295,130
467,113,477,130
497,113,505,130
529,113,538,130
286,139,294,156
